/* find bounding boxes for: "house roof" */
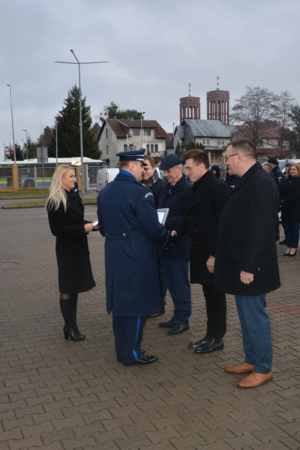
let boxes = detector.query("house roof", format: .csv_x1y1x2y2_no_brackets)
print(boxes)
181,119,235,138
98,119,168,139
256,148,281,157
236,123,281,139
176,126,185,139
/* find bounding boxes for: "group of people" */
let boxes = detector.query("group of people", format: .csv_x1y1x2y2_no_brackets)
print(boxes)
47,137,283,389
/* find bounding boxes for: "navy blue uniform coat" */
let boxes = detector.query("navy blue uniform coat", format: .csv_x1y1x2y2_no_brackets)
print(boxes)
97,172,173,317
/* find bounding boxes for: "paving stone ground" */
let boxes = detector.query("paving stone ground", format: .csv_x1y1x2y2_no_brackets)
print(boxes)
0,201,300,450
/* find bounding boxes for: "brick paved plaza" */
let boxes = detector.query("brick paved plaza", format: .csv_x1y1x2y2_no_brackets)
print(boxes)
1,201,300,450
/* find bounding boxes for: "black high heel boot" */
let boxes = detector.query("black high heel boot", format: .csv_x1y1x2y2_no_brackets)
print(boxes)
70,294,85,339
60,298,85,341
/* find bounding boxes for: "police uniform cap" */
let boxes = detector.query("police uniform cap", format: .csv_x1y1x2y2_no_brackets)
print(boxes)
267,158,279,165
285,160,292,166
211,165,221,172
116,148,147,165
159,154,183,170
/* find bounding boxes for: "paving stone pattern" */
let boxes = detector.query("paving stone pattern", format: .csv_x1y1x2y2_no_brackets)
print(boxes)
0,203,300,450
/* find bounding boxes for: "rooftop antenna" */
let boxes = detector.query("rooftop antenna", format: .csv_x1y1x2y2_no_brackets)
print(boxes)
217,75,220,90
188,82,191,97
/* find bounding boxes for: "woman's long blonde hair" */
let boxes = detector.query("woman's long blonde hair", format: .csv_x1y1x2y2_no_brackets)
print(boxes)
46,165,74,211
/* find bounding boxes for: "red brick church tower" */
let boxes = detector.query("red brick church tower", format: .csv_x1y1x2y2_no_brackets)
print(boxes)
179,83,201,123
207,76,230,124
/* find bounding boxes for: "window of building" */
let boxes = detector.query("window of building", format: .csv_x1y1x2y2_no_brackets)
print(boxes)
210,153,214,161
106,145,109,155
202,138,210,145
106,128,108,138
221,139,225,146
147,144,150,152
155,144,158,152
124,144,135,151
151,144,154,153
133,129,140,136
144,129,151,136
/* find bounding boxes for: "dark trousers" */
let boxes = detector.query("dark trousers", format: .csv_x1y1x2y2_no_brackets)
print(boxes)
235,294,272,374
112,315,147,365
275,215,279,240
282,219,300,248
157,256,167,308
202,283,226,339
160,258,191,324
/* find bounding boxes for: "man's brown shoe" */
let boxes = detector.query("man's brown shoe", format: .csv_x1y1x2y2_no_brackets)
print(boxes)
237,371,273,388
225,362,255,373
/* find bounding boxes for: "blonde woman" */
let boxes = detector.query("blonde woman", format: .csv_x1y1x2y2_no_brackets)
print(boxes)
47,165,97,341
280,163,300,257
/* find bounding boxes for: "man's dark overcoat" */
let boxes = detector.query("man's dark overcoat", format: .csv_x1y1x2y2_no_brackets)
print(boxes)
97,172,173,317
157,174,191,261
47,189,96,293
175,170,229,285
280,175,300,221
214,162,281,296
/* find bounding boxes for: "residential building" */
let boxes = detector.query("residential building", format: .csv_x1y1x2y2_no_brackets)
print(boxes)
174,118,238,165
97,119,169,167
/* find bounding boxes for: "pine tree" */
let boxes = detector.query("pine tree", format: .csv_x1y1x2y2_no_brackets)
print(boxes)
49,85,99,159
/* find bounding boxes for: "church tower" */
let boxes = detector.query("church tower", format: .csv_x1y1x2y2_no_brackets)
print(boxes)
179,83,201,123
207,76,230,124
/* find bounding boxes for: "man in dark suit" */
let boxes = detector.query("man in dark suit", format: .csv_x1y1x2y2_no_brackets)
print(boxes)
213,138,280,388
142,155,167,317
157,154,192,335
97,149,173,366
172,149,229,353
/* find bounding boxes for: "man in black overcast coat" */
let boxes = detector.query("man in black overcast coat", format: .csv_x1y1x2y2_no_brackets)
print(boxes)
173,149,229,354
213,138,280,389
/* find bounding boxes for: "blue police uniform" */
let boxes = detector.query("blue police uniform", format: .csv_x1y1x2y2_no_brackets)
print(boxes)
97,149,173,365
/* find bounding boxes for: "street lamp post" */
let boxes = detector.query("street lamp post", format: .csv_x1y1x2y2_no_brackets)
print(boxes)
141,112,145,149
7,85,16,164
55,51,109,200
23,129,28,159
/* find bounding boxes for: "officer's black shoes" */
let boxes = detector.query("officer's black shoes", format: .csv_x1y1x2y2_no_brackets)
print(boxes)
159,317,177,328
188,335,210,349
148,308,165,318
124,355,158,366
194,338,224,354
167,323,189,335
279,239,287,245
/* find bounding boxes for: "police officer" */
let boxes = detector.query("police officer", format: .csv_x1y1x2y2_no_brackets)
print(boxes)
97,149,173,366
267,158,284,189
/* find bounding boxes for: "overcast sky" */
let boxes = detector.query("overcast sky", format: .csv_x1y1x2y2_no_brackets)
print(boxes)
1,0,299,160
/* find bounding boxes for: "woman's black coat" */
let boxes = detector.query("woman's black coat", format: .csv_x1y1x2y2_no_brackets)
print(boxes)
47,190,96,293
214,163,280,296
280,175,300,221
175,171,229,285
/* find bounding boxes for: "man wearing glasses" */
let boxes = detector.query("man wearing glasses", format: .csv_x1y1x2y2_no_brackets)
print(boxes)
213,138,280,388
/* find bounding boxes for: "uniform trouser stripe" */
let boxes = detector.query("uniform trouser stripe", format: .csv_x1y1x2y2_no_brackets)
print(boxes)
132,317,141,361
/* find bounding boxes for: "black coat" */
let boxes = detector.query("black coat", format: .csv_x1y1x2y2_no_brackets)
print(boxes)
214,162,280,296
280,175,300,221
175,171,229,284
151,177,166,207
47,189,96,294
157,174,191,260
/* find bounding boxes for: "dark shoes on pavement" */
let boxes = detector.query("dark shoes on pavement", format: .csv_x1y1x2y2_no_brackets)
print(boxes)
167,323,189,335
279,239,287,245
148,308,165,318
188,335,210,349
124,354,158,366
159,317,177,328
194,338,224,353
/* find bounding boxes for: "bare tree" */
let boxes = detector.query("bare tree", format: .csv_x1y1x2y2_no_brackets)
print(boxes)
230,86,278,155
275,90,295,158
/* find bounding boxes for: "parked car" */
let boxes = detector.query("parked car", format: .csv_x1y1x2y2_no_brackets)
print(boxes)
96,167,119,192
